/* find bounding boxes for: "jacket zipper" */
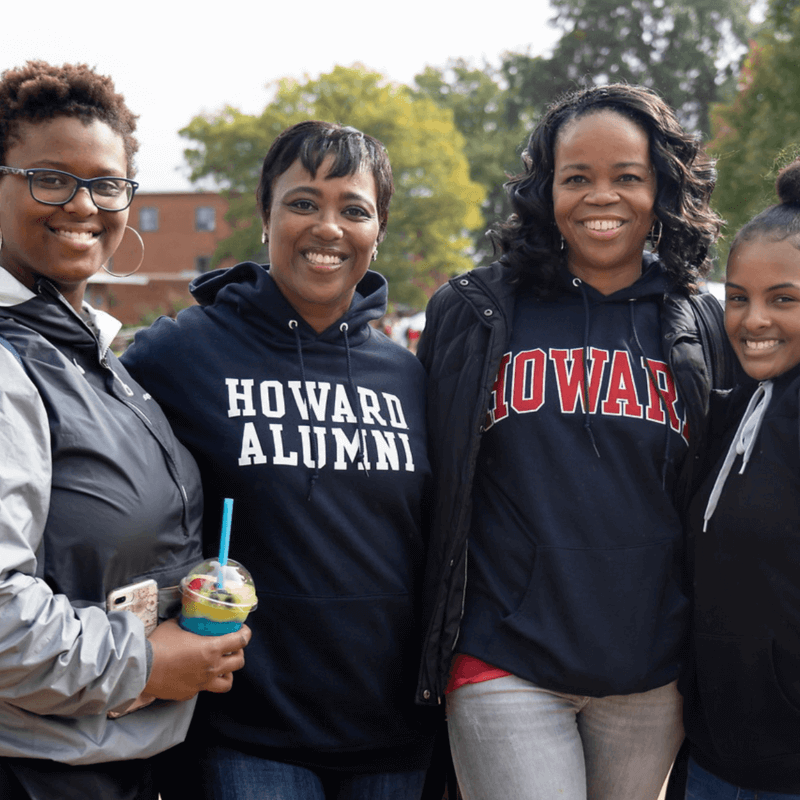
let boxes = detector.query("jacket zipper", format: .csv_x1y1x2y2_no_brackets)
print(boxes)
39,279,192,532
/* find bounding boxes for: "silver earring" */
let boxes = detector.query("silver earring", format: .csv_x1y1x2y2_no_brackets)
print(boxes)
649,220,663,252
372,249,378,262
102,226,144,278
261,231,267,244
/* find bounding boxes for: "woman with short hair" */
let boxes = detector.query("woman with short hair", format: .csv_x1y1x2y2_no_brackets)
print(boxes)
123,120,436,800
0,60,249,800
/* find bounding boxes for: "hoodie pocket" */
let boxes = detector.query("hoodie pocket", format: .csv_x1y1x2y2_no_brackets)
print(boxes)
499,542,686,690
694,634,800,762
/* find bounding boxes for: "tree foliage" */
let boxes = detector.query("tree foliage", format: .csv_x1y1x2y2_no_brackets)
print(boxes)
180,66,484,307
413,60,531,261
504,0,752,136
708,0,800,264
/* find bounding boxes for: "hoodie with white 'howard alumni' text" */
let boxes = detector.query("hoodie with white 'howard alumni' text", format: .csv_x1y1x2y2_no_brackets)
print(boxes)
122,262,434,772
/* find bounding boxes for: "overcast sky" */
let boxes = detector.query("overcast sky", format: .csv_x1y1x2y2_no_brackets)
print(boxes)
3,0,559,191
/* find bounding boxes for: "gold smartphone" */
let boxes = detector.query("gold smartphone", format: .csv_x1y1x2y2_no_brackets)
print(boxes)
105,578,159,718
106,578,159,636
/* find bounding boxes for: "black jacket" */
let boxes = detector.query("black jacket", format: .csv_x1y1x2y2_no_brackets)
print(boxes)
414,257,734,706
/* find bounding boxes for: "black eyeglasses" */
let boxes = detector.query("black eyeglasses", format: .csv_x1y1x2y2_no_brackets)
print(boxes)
0,167,139,211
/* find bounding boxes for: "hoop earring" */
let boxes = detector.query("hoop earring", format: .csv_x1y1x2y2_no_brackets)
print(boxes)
649,220,663,253
103,226,144,278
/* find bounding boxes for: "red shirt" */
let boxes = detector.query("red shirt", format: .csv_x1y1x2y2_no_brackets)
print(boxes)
446,654,512,694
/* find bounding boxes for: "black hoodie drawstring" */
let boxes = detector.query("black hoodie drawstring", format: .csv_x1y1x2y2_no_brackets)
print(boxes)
340,322,370,477
289,320,321,501
573,278,601,458
288,319,370,500
628,299,673,488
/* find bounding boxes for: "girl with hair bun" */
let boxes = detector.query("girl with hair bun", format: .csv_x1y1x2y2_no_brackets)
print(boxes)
673,157,800,798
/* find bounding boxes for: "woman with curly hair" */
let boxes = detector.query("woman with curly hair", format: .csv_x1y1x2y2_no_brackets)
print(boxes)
414,84,736,800
0,61,249,800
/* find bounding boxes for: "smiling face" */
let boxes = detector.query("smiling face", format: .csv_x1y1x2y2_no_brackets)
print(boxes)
552,109,657,295
265,155,380,333
0,116,129,312
725,236,800,380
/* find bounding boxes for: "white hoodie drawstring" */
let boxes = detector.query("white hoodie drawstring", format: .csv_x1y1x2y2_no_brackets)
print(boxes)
703,381,773,531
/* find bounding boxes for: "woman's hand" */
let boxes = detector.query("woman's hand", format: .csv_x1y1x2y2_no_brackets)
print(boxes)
143,618,251,701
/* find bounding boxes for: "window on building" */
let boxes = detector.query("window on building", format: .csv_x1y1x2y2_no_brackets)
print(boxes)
139,207,159,232
195,206,216,232
196,256,212,273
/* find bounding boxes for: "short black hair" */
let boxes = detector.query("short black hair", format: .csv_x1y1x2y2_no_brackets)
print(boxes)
0,61,139,176
491,83,722,294
256,121,394,243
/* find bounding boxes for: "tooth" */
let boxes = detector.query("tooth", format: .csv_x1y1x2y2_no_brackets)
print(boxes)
307,251,342,265
585,220,621,231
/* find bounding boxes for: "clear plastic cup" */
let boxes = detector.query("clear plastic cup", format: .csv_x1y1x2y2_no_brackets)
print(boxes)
178,558,257,636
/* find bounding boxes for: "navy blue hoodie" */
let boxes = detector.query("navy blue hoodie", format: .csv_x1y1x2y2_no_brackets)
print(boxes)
122,263,435,771
459,262,691,696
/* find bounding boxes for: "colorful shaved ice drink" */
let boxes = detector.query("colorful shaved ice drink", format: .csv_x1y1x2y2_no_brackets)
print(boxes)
178,558,257,635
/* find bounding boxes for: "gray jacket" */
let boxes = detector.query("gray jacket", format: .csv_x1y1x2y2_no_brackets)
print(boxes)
0,268,203,764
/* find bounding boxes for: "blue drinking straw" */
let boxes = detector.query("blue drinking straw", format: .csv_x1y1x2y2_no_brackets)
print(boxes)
217,498,233,589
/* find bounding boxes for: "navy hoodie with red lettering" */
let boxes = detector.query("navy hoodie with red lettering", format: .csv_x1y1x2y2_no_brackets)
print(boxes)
458,261,691,696
122,262,435,771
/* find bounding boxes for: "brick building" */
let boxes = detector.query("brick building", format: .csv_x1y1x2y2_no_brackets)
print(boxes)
86,191,241,325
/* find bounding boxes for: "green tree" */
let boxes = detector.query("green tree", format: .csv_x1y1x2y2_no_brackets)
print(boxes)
413,60,531,261
180,66,484,307
708,0,800,265
502,0,753,136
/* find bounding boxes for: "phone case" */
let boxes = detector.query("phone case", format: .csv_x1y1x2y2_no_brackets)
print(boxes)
106,579,159,719
106,579,158,636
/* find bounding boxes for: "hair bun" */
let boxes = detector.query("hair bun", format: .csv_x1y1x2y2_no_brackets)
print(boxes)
776,158,800,205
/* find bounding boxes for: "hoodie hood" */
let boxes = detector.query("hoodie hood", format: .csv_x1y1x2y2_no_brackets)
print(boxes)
557,251,672,303
189,262,387,347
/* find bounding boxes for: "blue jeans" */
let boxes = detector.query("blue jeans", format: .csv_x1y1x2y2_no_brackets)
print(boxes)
201,745,427,800
447,674,683,800
685,757,800,799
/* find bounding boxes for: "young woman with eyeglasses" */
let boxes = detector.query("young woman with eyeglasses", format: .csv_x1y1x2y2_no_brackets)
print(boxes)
0,60,250,800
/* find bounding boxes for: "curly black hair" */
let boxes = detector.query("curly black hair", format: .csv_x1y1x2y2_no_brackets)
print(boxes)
490,84,722,295
0,61,139,176
257,120,394,243
730,158,800,253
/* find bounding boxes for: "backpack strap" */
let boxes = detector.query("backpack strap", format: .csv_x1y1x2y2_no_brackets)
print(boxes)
689,291,735,390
